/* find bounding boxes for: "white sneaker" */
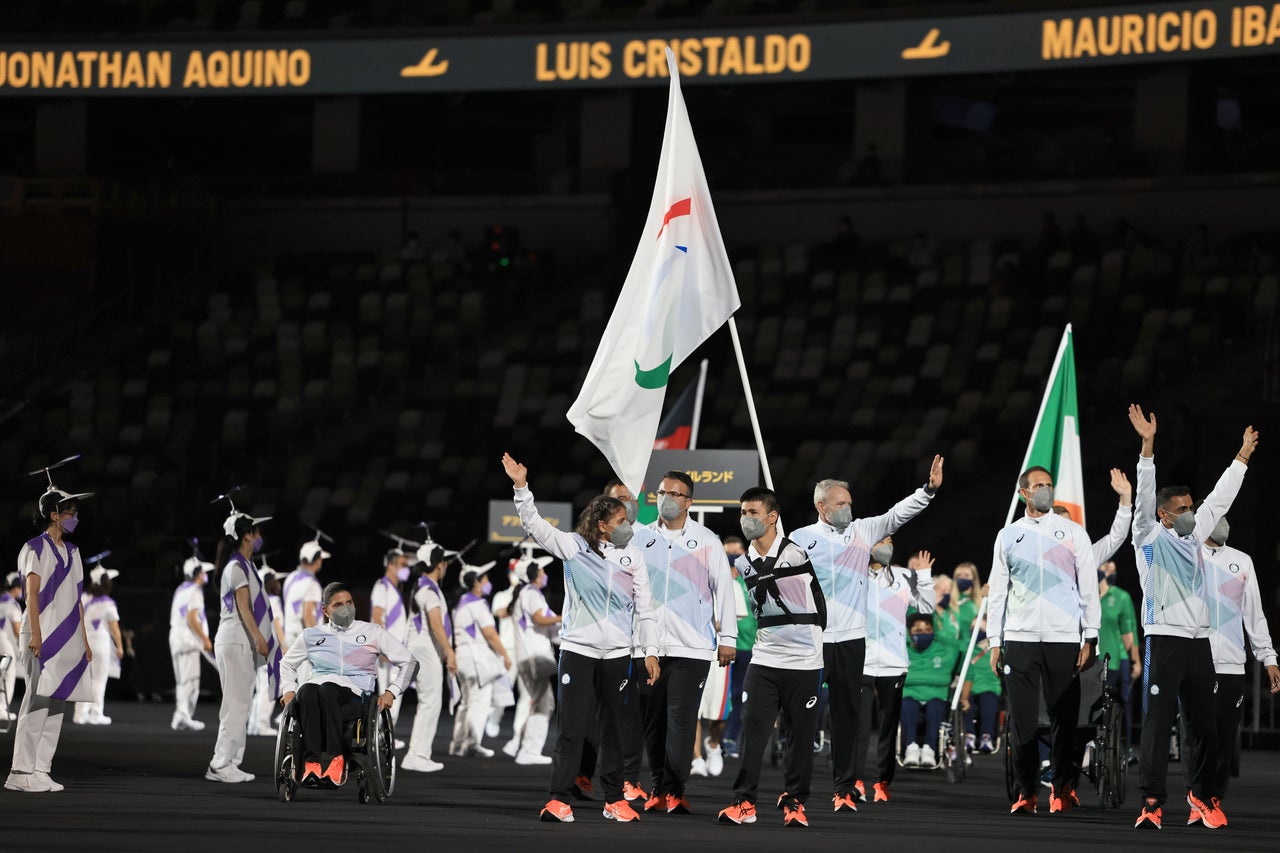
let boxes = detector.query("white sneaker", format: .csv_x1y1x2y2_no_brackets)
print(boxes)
400,756,444,773
88,714,112,725
5,771,54,792
466,745,494,758
920,745,937,767
903,743,921,766
515,750,552,765
690,757,709,777
206,764,250,783
187,718,206,731
485,720,500,738
706,746,724,777
171,712,186,731
34,772,64,792
502,738,520,758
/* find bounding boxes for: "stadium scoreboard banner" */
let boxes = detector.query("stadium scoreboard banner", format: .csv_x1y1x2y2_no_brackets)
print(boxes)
488,499,573,544
644,449,760,508
1,1,1278,95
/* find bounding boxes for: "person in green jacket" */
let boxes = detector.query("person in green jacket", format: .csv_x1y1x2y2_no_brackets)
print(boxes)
1097,560,1141,741
901,613,961,767
961,615,1003,753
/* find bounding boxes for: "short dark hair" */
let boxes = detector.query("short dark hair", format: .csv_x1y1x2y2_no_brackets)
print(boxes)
739,487,779,515
722,534,746,548
602,478,624,494
35,493,78,529
907,612,934,631
1157,485,1192,510
661,470,695,498
383,548,403,567
322,582,350,607
1018,466,1052,491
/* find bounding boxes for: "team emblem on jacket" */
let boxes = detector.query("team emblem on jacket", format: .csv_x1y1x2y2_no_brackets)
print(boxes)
1229,563,1241,574
620,556,632,566
356,635,366,644
1150,684,1160,696
1054,530,1065,539
562,674,571,684
687,539,697,549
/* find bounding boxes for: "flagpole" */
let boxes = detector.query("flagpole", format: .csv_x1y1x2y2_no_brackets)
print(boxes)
1005,322,1073,526
728,316,775,491
689,359,709,451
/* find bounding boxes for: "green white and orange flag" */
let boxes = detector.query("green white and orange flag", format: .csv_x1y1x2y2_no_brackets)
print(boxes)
567,47,740,497
1008,324,1085,526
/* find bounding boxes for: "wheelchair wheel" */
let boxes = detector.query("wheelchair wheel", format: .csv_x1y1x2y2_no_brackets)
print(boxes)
274,702,299,803
944,706,967,784
1110,702,1128,807
366,703,396,803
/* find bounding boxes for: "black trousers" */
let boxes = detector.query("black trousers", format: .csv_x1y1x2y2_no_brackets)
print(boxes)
297,682,358,763
621,656,646,782
822,638,866,795
642,657,711,797
732,663,822,804
1139,635,1216,805
1003,641,1081,798
1179,672,1243,801
549,651,630,804
854,673,905,785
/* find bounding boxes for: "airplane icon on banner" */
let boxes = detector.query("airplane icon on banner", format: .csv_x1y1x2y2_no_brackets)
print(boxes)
902,28,951,61
401,48,450,78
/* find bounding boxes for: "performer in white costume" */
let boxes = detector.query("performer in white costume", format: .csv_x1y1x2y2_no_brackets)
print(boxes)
400,543,458,773
169,555,212,731
5,459,94,794
502,554,560,765
488,561,521,738
207,493,277,784
75,558,123,726
1,571,25,722
283,537,329,684
248,560,287,736
450,564,510,758
370,546,411,728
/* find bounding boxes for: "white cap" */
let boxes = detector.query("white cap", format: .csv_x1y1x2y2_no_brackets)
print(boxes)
460,560,496,589
223,512,272,538
4,570,20,588
299,541,331,563
89,566,120,585
514,555,554,583
182,557,213,579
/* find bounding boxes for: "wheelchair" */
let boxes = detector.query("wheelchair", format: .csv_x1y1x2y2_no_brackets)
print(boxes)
1000,652,1127,806
274,690,397,804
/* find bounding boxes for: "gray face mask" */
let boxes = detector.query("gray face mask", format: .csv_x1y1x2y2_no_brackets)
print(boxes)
609,520,634,549
825,505,853,530
657,495,682,522
1029,485,1055,512
329,603,355,628
1209,517,1229,545
740,515,767,542
1171,509,1196,537
870,544,893,566
621,499,638,524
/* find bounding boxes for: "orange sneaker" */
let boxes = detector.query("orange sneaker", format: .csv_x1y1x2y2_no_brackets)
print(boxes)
1134,798,1162,829
853,780,866,802
665,793,692,814
323,755,345,785
571,775,594,800
622,780,648,802
540,799,575,822
1187,792,1226,829
832,792,858,812
643,794,664,812
1010,793,1037,815
775,791,789,808
301,761,323,784
1212,797,1228,825
1049,783,1077,814
782,801,809,827
602,800,641,822
718,798,757,825
873,782,891,802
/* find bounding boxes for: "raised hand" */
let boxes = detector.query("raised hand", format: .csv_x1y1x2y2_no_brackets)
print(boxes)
501,452,528,489
908,550,935,570
1239,425,1259,462
928,455,944,490
1128,403,1157,440
1108,468,1132,503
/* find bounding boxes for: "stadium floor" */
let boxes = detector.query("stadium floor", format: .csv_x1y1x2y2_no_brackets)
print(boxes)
4,702,1278,852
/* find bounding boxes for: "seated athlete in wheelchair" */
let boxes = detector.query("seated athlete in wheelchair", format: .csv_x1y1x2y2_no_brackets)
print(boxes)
276,582,414,801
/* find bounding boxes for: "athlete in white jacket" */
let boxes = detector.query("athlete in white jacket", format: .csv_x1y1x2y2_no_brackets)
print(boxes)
503,453,659,824
790,456,942,812
988,464,1099,816
1185,520,1280,815
631,470,735,814
1128,405,1255,830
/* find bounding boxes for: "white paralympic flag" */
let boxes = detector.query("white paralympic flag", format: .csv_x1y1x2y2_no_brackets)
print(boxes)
567,46,740,497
